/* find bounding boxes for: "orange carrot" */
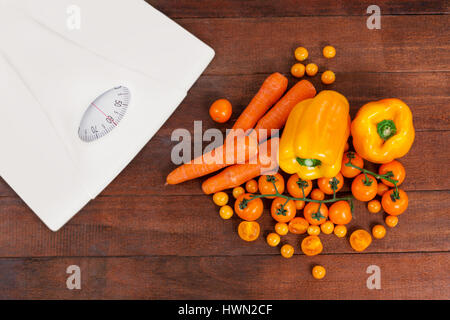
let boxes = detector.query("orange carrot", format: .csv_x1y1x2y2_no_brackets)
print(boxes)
232,73,288,131
201,138,279,194
254,79,316,141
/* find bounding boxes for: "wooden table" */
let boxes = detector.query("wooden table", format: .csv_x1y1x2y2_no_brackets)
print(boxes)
0,0,448,300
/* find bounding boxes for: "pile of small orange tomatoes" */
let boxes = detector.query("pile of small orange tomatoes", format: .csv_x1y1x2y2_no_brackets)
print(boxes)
291,45,337,85
211,144,408,280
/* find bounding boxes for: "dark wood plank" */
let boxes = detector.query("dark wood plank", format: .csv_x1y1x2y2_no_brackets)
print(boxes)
0,191,448,257
0,252,448,299
175,16,449,74
147,0,449,18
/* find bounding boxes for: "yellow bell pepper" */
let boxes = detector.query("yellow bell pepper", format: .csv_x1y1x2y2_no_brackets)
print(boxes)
279,90,350,180
351,98,415,164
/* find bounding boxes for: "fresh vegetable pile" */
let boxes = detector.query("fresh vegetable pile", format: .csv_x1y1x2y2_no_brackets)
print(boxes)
167,45,415,279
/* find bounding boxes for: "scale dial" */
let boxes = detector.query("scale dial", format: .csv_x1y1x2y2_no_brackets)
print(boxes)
78,86,130,142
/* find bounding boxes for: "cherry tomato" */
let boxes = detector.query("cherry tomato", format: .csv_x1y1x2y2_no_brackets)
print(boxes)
209,99,232,123
288,217,309,234
318,173,344,195
266,233,281,247
291,63,305,78
295,200,305,210
334,224,347,238
372,225,386,239
377,183,389,196
349,229,372,252
301,235,323,256
245,179,258,193
367,200,381,213
307,225,321,236
341,152,364,178
213,192,229,206
232,186,245,199
323,45,336,58
238,221,260,241
275,222,289,236
312,265,326,279
385,215,399,228
306,63,318,76
381,189,408,216
259,174,285,199
287,174,312,198
271,197,296,223
219,205,233,219
328,201,352,225
320,221,335,234
311,189,325,200
303,202,328,225
321,70,335,84
351,174,378,202
281,244,295,258
379,160,406,187
234,194,264,221
294,47,308,61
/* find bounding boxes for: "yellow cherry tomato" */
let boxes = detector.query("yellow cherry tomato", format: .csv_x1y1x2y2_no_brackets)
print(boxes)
275,222,289,236
385,215,399,228
219,205,233,220
334,224,347,238
321,70,335,84
245,179,258,193
288,217,309,234
320,221,334,234
238,221,260,242
266,233,281,247
306,63,318,76
307,225,321,236
312,265,326,279
294,47,308,61
213,192,229,206
372,225,386,239
281,244,295,258
232,186,245,199
368,200,381,213
350,229,372,252
323,45,336,58
301,235,323,256
291,63,305,78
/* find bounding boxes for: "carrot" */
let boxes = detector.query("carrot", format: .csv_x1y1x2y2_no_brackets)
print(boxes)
201,138,279,194
232,72,288,132
254,79,316,141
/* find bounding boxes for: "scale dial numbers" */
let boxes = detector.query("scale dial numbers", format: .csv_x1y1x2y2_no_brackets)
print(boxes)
78,86,130,142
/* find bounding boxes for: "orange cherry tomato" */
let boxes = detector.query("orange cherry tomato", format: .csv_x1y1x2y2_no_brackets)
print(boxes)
301,235,323,256
234,194,264,221
381,189,408,216
238,221,260,241
275,222,289,235
287,174,312,198
367,200,381,213
321,70,335,84
288,217,309,234
310,189,325,200
209,99,232,123
307,225,321,236
318,173,344,195
372,225,386,239
306,63,318,76
312,265,326,279
295,200,305,210
294,47,308,61
281,244,295,258
328,201,352,225
213,191,229,206
351,174,378,201
259,174,285,199
219,205,233,219
334,224,347,238
291,63,305,78
323,45,336,58
379,160,406,187
266,233,281,247
232,186,245,199
377,183,389,196
303,202,328,225
385,215,399,228
245,179,258,193
341,152,364,178
349,229,372,252
320,221,334,234
271,197,296,223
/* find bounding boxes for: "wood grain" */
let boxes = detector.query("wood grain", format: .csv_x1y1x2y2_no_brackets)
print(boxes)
0,252,448,299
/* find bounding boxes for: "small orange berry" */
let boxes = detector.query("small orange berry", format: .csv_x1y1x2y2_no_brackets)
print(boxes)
372,225,386,239
323,45,336,58
368,200,382,213
295,200,305,210
385,215,399,228
281,244,295,258
294,47,309,61
321,70,336,84
306,63,318,76
291,63,305,78
312,265,326,279
307,225,321,236
232,186,245,199
310,189,325,200
377,183,389,196
275,222,289,236
219,205,233,219
266,233,281,247
320,221,334,234
245,179,258,193
334,225,347,238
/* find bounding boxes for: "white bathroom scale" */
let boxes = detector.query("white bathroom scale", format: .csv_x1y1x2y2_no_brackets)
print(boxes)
0,0,215,231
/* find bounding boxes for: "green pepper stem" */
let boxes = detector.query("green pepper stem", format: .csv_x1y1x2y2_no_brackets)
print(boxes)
377,120,397,140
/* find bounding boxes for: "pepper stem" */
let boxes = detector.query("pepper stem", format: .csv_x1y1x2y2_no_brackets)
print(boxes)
377,120,397,140
296,157,322,167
